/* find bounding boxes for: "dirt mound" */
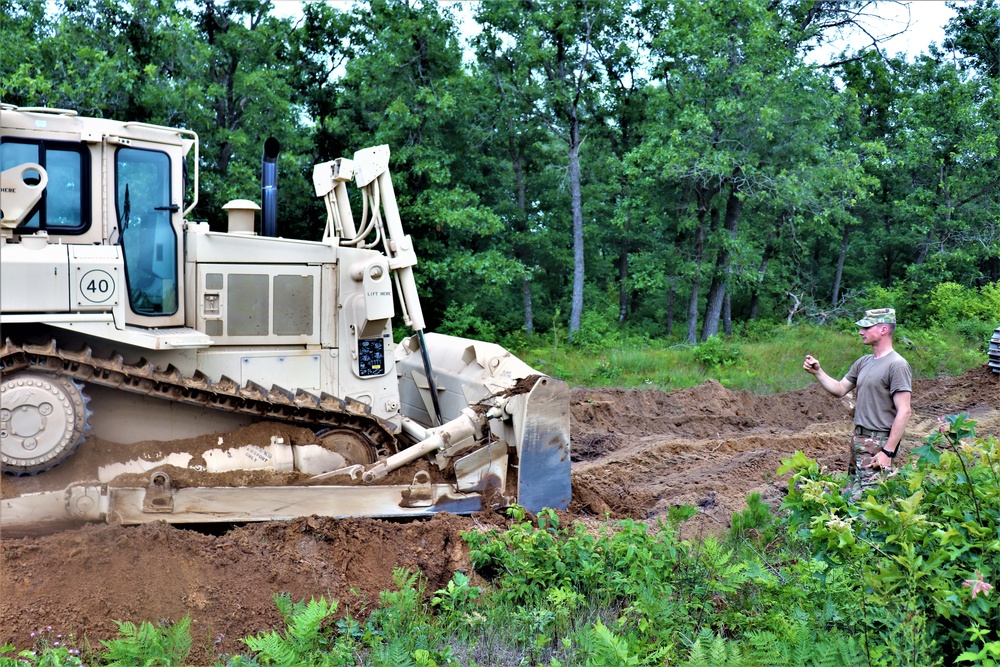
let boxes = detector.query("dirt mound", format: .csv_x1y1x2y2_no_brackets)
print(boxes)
3,366,998,662
2,513,499,662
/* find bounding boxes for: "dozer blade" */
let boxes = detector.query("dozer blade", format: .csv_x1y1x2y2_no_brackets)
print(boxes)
510,376,572,513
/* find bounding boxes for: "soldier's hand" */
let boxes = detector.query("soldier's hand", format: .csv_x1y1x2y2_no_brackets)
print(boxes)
867,450,892,470
803,355,821,375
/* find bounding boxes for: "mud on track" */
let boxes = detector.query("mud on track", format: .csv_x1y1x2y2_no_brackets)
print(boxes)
2,366,999,662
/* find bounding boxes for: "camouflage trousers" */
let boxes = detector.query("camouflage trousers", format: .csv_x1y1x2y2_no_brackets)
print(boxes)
845,431,891,501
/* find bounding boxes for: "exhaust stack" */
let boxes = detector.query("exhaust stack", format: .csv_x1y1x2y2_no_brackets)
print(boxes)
261,137,280,237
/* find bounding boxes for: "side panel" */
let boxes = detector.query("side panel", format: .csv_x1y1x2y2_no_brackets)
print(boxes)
196,263,321,345
0,243,71,312
69,245,123,312
195,348,323,395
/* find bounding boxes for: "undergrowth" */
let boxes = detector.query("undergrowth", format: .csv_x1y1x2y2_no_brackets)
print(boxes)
518,322,987,393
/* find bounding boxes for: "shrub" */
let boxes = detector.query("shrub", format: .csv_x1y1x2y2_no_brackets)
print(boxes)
780,414,1000,666
435,302,497,341
929,282,985,324
694,335,742,368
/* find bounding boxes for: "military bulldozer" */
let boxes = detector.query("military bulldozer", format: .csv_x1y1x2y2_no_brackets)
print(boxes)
991,326,1000,373
0,105,570,534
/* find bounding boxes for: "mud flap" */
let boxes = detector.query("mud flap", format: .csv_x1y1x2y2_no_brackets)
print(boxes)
513,377,571,512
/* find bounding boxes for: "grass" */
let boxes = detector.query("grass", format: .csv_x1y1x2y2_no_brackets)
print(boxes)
517,322,988,394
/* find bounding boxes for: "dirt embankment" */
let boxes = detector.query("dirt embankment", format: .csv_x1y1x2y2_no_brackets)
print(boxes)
2,366,998,662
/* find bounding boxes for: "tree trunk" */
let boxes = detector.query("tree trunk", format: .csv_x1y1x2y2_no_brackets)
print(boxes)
511,142,534,334
686,210,710,343
831,225,850,305
701,275,725,341
663,276,675,337
701,184,743,341
618,250,629,323
749,227,775,321
568,120,585,336
723,291,732,337
522,278,534,335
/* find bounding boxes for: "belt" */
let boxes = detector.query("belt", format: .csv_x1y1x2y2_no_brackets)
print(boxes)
855,425,889,438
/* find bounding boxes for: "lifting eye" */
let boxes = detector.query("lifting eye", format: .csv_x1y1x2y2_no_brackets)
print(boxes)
22,168,42,187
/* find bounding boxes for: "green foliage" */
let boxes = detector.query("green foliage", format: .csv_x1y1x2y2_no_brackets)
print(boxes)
523,322,983,394
0,636,84,667
782,413,1000,665
680,630,744,667
928,282,1000,325
242,595,350,667
434,302,497,341
5,0,1000,346
430,571,481,635
466,507,695,612
100,615,191,667
694,335,743,369
579,620,661,666
363,569,461,667
728,492,778,552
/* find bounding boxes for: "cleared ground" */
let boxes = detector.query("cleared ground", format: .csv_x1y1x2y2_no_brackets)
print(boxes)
2,365,998,661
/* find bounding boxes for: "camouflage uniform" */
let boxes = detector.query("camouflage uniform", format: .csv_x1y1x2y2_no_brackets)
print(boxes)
847,430,889,501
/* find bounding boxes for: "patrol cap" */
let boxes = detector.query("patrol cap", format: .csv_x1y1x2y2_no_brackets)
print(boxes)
856,307,896,327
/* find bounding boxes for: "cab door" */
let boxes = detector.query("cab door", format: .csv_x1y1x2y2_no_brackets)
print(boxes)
114,144,184,326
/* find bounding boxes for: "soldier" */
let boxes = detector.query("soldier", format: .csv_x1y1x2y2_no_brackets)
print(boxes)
803,308,912,499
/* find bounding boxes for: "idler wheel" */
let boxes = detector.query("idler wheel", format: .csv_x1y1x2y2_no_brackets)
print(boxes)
316,428,379,466
1,372,90,475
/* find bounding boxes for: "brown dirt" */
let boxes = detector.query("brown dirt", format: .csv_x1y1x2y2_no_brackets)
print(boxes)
2,366,999,663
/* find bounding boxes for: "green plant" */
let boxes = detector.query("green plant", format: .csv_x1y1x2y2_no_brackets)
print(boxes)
100,616,192,667
680,629,744,667
956,319,996,351
728,492,777,550
242,595,350,667
693,335,742,368
780,414,1000,665
435,302,497,341
430,571,481,634
1,641,84,667
0,627,86,667
0,644,26,667
579,621,653,666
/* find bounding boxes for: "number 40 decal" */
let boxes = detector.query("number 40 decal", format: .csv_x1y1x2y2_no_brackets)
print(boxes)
79,269,116,304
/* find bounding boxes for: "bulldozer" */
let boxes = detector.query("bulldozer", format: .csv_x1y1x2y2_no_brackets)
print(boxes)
991,326,1000,374
0,105,571,534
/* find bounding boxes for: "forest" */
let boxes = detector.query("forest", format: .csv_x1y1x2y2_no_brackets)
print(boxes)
4,0,1000,343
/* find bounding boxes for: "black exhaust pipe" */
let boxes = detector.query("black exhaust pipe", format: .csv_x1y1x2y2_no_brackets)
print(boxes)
261,137,280,237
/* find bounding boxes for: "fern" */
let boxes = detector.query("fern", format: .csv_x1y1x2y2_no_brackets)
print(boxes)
367,639,415,667
682,629,745,667
581,621,645,667
243,595,348,667
744,621,866,667
101,615,192,667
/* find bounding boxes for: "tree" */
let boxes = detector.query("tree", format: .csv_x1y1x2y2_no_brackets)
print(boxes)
476,0,621,337
632,0,866,340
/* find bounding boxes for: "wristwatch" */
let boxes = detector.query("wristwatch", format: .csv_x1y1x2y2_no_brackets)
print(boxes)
880,447,897,459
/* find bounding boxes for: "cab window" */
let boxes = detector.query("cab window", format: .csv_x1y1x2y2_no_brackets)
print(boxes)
0,138,90,233
115,147,178,316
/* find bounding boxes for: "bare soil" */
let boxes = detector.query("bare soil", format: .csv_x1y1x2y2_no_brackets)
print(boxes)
3,366,999,663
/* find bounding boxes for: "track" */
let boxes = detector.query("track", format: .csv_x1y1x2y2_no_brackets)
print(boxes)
0,338,398,473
